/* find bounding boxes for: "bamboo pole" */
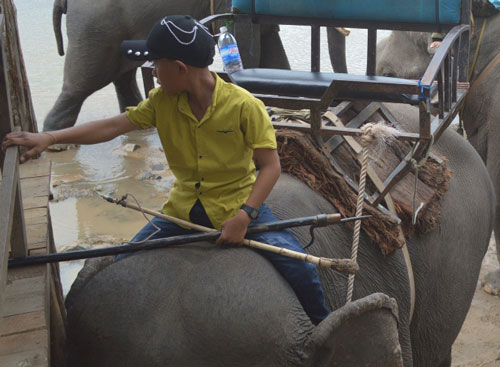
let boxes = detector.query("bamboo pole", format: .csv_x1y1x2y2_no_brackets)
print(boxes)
99,194,361,274
9,220,360,274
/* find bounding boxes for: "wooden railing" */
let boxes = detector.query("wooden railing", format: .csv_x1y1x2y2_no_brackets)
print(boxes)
0,0,38,326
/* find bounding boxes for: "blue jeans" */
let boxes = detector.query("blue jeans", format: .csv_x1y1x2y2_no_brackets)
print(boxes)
117,200,330,324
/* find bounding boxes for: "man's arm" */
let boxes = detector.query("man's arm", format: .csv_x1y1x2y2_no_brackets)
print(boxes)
215,148,281,245
1,113,138,163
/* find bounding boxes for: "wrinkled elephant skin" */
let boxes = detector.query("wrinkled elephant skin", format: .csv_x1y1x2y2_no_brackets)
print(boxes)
376,14,500,295
65,105,494,366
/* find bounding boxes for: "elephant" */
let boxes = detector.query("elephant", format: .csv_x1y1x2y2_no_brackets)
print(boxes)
64,103,494,367
47,0,351,132
376,12,500,295
45,0,292,131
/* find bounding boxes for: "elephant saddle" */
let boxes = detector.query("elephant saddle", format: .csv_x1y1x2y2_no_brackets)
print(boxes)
273,101,452,255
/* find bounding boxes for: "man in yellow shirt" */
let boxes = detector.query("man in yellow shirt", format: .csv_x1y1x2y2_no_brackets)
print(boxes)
2,15,330,324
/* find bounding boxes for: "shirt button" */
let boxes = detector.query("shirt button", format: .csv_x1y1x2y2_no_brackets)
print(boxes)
199,192,202,195
199,155,203,159
201,178,204,181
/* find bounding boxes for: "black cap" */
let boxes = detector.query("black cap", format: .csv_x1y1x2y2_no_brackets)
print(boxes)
121,15,215,67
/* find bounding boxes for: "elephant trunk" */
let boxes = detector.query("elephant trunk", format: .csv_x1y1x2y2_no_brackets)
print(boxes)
53,0,67,56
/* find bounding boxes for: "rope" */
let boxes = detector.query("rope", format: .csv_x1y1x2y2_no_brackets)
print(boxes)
117,193,161,244
346,145,369,303
160,19,212,46
405,135,434,225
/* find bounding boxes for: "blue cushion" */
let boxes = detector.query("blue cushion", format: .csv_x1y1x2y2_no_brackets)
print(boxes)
232,0,462,24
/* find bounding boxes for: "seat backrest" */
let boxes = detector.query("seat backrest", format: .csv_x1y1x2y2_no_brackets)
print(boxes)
233,0,462,26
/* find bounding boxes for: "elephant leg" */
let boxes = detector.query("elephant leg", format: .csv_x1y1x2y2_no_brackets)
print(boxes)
44,38,125,130
233,20,261,68
259,24,290,69
437,350,452,367
43,90,86,131
327,27,348,73
113,68,143,112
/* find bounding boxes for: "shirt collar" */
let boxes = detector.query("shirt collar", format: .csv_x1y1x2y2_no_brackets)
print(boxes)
177,72,222,126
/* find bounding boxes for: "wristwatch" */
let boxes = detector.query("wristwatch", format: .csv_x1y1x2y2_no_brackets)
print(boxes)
240,204,259,220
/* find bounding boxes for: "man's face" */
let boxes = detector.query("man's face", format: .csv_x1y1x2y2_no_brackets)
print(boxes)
152,59,185,94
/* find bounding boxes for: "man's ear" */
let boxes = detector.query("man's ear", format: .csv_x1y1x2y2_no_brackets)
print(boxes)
175,60,188,73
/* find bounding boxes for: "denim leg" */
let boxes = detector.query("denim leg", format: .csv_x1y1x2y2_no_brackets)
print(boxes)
247,204,331,324
115,200,214,261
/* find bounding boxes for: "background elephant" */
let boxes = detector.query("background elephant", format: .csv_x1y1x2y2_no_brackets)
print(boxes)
376,12,500,294
65,103,494,367
45,0,291,131
47,0,352,132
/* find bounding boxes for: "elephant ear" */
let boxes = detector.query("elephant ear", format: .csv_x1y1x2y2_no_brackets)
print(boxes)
303,293,403,367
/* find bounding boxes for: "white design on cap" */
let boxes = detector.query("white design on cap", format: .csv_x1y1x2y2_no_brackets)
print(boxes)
144,51,149,56
135,51,141,56
127,49,133,54
160,18,212,46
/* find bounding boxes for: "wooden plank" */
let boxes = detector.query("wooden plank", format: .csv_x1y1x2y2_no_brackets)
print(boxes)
0,310,45,337
24,207,48,226
273,121,364,136
0,147,20,323
23,196,48,210
0,329,48,356
20,176,50,200
0,347,48,366
3,275,45,317
324,111,363,153
28,242,48,253
6,264,45,282
29,248,48,256
10,180,28,259
330,101,352,118
26,223,48,247
322,102,381,153
19,159,51,179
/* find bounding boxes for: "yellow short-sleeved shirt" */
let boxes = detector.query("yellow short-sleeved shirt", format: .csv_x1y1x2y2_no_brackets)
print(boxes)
125,73,277,229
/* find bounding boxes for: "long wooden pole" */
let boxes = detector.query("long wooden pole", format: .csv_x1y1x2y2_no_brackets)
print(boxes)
99,194,361,273
9,219,359,274
9,195,363,273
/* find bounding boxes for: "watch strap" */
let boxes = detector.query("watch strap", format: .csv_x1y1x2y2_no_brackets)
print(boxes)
240,203,259,219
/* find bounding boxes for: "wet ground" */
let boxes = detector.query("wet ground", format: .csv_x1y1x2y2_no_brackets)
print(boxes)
451,237,500,366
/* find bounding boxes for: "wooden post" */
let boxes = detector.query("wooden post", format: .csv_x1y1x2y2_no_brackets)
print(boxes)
0,0,38,133
0,0,32,325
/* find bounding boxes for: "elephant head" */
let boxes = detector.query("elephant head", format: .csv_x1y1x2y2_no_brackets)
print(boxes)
65,248,402,367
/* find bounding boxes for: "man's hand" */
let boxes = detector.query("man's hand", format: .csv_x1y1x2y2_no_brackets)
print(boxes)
1,131,54,163
216,210,252,246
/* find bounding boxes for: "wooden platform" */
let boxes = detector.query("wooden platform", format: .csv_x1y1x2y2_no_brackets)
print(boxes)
0,158,65,367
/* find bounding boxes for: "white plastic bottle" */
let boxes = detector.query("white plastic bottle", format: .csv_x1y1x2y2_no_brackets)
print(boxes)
217,26,243,74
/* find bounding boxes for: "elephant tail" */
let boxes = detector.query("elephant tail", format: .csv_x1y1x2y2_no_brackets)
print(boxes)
53,0,67,56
